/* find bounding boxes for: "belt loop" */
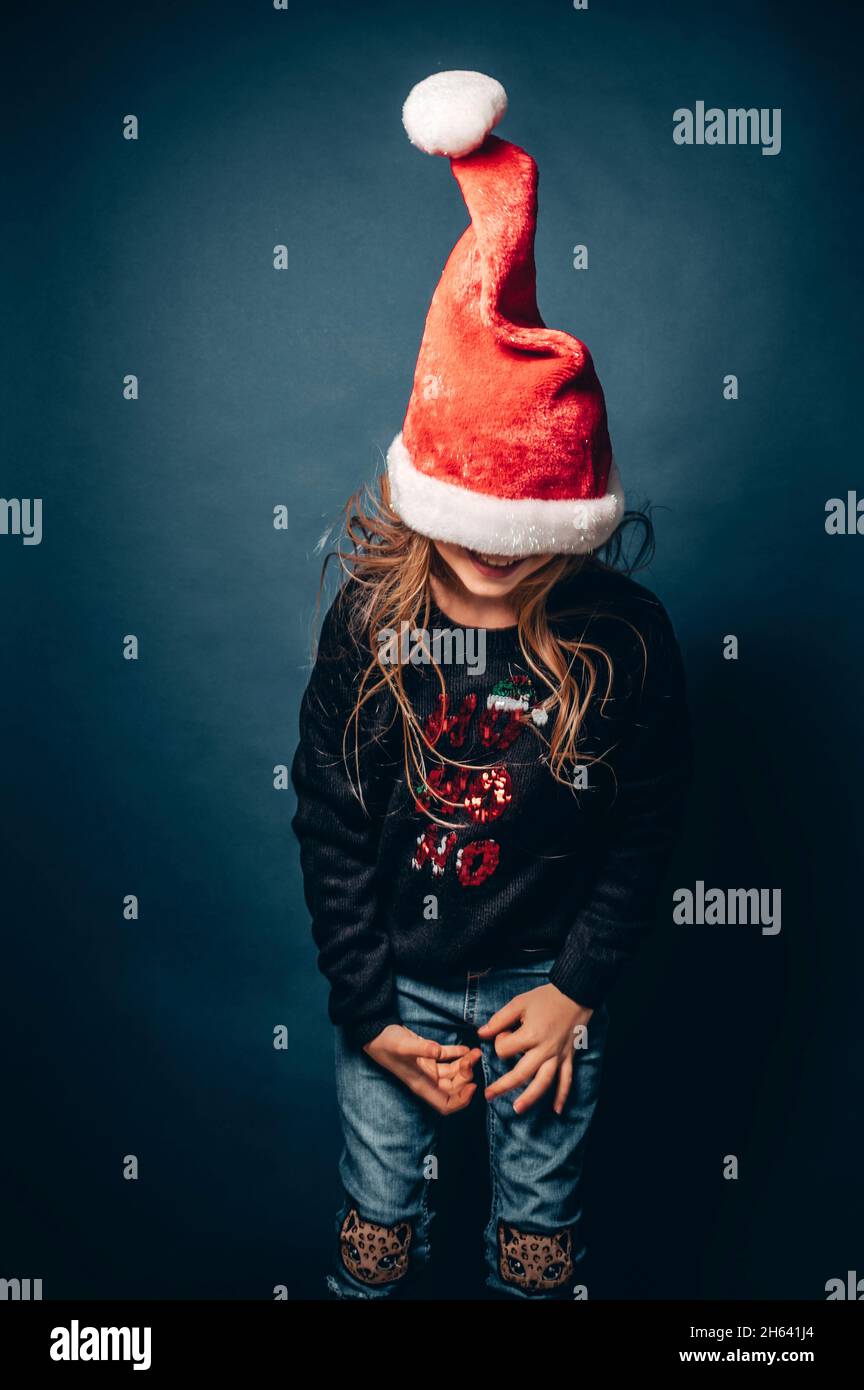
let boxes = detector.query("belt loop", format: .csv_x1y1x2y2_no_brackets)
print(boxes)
464,970,479,1024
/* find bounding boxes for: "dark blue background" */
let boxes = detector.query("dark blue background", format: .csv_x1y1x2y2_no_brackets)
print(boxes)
3,0,862,1299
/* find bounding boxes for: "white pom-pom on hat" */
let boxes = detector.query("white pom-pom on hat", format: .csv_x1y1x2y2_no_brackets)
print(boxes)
402,70,507,158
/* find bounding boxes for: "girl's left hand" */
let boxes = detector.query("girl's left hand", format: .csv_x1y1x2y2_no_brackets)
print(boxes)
477,984,593,1116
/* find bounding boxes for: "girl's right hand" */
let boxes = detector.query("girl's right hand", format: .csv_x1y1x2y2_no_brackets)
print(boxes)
363,1025,481,1114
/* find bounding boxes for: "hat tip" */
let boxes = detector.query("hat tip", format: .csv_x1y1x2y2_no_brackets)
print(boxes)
402,70,507,158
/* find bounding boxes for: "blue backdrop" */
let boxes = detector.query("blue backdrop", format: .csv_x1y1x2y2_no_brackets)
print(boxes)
3,0,862,1298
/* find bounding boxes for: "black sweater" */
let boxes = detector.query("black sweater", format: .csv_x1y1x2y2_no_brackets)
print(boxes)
291,567,692,1047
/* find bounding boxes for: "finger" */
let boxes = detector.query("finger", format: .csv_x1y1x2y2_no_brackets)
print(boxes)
442,1047,482,1078
431,1059,457,1081
434,1061,473,1088
431,1067,468,1095
436,1045,471,1061
403,1057,475,1107
442,1082,477,1114
436,1046,482,1075
404,1071,459,1114
415,1056,441,1083
513,1059,558,1115
438,1058,484,1094
493,1028,530,1059
456,1047,483,1076
476,998,524,1038
416,1062,470,1093
553,1055,573,1116
395,1031,443,1061
426,1052,475,1084
484,1053,541,1101
422,1058,469,1083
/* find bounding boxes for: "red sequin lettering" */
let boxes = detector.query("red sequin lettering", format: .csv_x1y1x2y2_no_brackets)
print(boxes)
456,839,500,887
411,828,457,876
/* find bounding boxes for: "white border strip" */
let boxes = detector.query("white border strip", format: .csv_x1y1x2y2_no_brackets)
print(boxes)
386,433,625,557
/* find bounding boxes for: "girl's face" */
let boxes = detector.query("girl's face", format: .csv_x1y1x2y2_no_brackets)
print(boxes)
433,540,552,599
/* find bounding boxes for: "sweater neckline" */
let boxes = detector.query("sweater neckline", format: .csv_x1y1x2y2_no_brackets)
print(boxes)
427,598,521,650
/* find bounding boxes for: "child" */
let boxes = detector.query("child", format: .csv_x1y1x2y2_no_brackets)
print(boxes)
291,71,692,1300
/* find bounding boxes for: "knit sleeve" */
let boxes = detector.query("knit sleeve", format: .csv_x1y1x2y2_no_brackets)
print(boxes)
548,600,693,1009
290,592,401,1048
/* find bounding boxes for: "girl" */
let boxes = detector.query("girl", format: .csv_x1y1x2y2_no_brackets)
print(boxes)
291,71,691,1300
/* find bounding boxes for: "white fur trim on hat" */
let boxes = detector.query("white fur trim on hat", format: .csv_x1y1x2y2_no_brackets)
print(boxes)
402,71,507,158
386,433,625,557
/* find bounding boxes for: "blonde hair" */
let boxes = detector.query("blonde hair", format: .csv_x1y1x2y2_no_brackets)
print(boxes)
318,473,648,826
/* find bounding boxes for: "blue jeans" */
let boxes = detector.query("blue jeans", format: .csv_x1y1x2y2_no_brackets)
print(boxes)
329,953,609,1300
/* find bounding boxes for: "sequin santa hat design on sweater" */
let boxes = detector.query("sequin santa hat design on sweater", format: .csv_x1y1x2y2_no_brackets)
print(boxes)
487,674,549,727
387,70,624,558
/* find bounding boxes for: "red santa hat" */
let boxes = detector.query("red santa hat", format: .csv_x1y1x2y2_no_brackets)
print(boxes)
387,70,624,558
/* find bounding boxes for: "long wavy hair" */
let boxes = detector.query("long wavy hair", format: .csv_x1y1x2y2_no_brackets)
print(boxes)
317,472,654,826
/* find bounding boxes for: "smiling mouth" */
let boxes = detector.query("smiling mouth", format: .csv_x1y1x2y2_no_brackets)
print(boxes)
466,549,524,578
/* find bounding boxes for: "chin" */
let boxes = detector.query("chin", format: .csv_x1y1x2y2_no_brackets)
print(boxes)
460,571,521,598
